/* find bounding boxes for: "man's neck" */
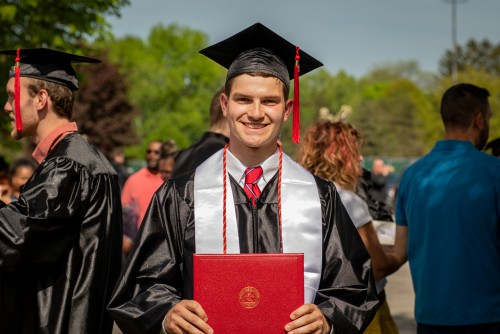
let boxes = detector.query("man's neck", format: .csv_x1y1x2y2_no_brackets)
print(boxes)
228,142,277,167
147,167,159,175
34,117,70,145
444,129,477,146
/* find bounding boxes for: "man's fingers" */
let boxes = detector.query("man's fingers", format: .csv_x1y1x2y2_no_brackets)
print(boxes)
183,300,208,322
165,300,213,334
285,304,326,334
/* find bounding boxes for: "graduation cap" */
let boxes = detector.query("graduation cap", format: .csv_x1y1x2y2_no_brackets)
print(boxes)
200,23,323,143
485,137,500,157
0,48,100,132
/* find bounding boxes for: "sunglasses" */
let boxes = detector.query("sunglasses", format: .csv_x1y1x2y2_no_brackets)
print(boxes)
146,149,160,154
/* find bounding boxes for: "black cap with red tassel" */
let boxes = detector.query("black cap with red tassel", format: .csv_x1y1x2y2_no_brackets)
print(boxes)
199,23,323,144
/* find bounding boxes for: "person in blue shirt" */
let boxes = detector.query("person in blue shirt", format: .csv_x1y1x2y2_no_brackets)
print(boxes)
392,83,500,333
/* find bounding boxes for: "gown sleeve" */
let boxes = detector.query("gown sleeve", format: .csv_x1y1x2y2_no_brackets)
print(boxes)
0,157,89,267
314,179,379,333
108,179,193,334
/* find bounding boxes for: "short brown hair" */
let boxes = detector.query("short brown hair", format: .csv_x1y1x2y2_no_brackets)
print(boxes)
27,79,75,118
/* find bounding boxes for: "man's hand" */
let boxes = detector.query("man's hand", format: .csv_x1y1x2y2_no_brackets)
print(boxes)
284,304,331,334
163,300,213,334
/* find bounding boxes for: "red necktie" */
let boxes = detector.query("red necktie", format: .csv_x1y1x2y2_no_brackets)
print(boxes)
244,167,263,206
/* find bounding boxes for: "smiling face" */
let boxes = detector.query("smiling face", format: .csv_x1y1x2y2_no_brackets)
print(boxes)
221,74,293,164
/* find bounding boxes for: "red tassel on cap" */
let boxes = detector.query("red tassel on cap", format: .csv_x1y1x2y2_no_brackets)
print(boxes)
292,46,300,143
14,48,22,132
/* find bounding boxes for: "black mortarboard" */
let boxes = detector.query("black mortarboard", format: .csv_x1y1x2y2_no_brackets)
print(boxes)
0,48,100,132
199,23,323,143
0,48,100,91
485,137,500,157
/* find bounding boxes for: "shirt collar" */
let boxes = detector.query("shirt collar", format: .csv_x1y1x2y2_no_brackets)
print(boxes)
434,139,476,152
226,148,279,190
32,122,78,163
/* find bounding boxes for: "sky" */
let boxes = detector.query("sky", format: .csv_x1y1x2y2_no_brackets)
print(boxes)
107,0,500,78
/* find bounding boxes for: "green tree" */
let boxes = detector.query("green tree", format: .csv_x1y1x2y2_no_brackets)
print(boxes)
348,62,437,157
439,39,500,77
103,24,225,158
349,80,431,157
73,51,138,158
0,0,129,49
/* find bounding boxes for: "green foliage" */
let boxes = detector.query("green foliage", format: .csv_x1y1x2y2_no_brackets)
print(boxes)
0,0,129,49
439,38,500,76
72,51,138,158
350,80,432,157
102,24,225,159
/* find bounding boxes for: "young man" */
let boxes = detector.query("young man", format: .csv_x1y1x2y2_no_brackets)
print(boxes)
108,23,378,334
0,48,122,333
392,83,500,333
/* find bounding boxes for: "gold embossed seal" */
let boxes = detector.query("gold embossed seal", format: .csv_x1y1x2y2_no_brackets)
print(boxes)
238,286,260,309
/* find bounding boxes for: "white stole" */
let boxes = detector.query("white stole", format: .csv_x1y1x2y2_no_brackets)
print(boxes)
194,149,323,304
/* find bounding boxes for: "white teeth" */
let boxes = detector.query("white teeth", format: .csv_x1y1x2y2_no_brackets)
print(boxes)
246,123,265,129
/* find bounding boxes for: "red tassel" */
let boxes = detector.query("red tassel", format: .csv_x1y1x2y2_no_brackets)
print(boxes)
14,48,22,132
292,46,300,143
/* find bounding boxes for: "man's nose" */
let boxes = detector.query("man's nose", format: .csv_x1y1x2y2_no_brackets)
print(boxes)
247,101,265,120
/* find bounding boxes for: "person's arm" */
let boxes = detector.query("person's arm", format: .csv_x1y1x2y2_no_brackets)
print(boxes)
0,158,87,267
312,181,379,334
357,222,403,280
385,225,408,266
108,179,197,334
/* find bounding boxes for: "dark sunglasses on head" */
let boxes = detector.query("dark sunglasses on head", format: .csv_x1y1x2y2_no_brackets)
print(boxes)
146,149,160,154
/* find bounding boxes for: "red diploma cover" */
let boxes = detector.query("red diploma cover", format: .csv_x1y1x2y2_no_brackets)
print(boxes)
193,253,304,334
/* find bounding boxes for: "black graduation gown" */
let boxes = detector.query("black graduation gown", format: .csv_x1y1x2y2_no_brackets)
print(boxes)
171,132,229,178
0,133,123,334
108,170,379,334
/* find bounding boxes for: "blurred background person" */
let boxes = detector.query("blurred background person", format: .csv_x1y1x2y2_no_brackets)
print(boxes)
297,119,401,334
121,140,164,258
171,88,229,178
357,166,395,222
109,147,130,190
0,157,10,203
5,157,38,203
370,158,394,204
158,139,178,182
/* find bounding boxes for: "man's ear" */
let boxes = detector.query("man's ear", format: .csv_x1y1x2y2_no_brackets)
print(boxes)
473,111,484,130
35,89,49,110
283,99,294,122
220,92,229,117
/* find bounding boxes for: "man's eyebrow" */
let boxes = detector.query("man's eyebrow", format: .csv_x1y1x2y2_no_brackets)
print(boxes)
232,92,281,99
